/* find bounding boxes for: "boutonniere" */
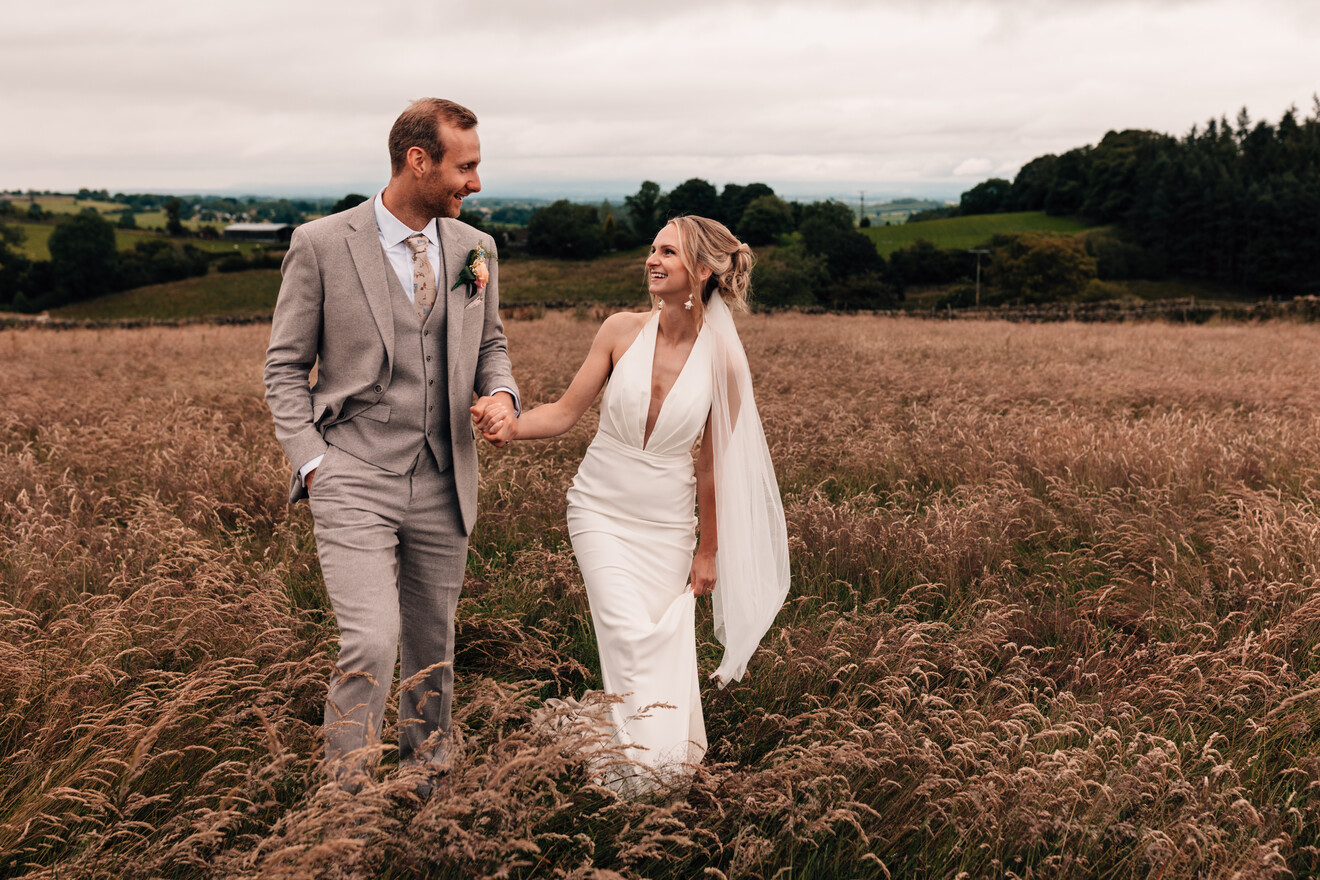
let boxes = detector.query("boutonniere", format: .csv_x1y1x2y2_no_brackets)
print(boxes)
451,245,491,298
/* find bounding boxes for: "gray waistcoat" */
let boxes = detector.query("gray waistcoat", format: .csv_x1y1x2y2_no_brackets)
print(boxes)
324,273,451,475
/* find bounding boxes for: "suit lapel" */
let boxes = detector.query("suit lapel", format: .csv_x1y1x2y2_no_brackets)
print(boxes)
345,200,395,366
438,219,469,390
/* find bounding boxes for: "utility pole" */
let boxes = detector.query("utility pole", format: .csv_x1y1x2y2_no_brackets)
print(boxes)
967,249,990,306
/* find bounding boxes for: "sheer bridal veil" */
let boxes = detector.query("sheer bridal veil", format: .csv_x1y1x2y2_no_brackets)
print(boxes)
705,290,790,686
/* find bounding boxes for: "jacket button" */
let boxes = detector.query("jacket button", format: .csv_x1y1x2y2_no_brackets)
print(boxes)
424,330,430,336
426,355,432,362
428,379,433,386
373,383,383,393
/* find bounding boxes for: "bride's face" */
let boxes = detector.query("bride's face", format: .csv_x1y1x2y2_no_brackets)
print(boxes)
646,225,691,302
641,225,686,300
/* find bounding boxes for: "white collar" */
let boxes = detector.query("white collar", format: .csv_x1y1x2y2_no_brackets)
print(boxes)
373,191,438,248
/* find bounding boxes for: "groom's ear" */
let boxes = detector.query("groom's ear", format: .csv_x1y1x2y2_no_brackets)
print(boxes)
405,146,430,178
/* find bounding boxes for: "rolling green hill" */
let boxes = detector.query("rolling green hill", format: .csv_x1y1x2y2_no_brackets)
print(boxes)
51,269,282,321
864,211,1095,256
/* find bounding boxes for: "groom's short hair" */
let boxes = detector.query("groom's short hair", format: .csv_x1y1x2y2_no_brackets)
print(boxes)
389,98,478,175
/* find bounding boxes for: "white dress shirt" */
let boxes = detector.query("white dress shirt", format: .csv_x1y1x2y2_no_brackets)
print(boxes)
300,192,517,483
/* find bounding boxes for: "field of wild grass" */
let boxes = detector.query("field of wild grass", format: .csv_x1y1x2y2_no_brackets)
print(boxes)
5,314,1320,878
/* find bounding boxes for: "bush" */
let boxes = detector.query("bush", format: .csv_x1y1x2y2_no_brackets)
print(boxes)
117,239,210,290
1083,229,1166,280
750,247,829,309
824,270,902,311
887,239,974,286
985,233,1098,303
1078,278,1128,302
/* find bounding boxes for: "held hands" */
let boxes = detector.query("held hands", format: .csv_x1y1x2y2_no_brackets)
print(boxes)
689,548,717,597
471,394,516,447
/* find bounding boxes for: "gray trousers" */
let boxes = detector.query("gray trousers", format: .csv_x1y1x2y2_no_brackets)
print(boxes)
307,443,466,770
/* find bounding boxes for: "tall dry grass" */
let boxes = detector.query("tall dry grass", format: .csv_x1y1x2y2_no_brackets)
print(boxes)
5,315,1320,878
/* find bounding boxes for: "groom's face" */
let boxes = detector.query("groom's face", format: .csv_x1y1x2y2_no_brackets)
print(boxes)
423,121,482,218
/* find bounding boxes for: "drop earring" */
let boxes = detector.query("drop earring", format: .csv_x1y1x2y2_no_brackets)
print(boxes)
657,297,663,310
684,292,694,310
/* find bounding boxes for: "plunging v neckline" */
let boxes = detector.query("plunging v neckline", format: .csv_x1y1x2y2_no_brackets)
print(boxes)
642,313,705,451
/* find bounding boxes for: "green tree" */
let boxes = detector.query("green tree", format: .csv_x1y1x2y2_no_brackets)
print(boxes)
798,200,856,232
737,194,794,246
117,209,137,230
959,178,1012,215
527,200,605,259
1010,154,1059,211
332,193,369,214
663,178,719,222
163,198,185,236
800,216,884,280
0,219,32,308
48,211,119,304
719,182,774,229
624,181,663,241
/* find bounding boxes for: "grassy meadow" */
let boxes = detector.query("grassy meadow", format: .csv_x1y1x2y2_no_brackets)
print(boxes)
863,211,1096,255
5,312,1320,878
48,249,663,321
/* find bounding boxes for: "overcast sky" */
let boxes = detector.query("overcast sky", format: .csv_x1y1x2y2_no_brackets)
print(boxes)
4,0,1317,201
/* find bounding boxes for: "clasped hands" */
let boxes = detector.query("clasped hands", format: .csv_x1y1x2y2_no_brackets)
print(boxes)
471,393,516,447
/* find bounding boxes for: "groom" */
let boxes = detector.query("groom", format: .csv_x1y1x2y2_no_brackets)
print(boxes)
264,98,518,790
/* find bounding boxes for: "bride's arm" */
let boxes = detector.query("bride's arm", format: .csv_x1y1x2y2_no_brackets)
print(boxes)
690,412,718,597
479,312,643,441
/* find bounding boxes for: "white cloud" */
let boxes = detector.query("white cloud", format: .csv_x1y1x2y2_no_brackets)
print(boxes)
1,0,1317,196
953,159,995,177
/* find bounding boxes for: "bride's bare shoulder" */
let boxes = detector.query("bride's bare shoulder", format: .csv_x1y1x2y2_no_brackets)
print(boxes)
601,310,649,331
597,310,649,342
594,310,650,362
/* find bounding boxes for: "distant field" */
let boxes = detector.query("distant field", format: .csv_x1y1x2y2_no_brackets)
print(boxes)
9,221,261,260
863,211,1095,255
51,269,282,320
9,222,163,260
6,194,123,215
127,210,210,232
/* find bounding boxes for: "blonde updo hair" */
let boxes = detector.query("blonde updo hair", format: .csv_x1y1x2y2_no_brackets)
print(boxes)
661,216,755,316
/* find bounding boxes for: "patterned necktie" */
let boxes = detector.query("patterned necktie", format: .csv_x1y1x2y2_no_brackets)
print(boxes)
406,233,436,320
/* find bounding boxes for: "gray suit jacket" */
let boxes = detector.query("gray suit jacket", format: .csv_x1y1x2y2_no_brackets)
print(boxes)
263,197,517,534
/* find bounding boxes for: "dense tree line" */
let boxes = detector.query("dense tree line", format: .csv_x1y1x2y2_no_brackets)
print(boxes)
521,179,900,309
954,101,1320,295
0,211,209,312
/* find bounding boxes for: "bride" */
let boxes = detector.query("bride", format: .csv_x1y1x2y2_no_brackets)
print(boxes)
473,216,789,787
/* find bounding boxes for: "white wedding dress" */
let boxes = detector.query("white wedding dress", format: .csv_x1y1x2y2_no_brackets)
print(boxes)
566,310,713,782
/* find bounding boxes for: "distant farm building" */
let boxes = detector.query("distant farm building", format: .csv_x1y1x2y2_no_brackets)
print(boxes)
223,222,294,243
